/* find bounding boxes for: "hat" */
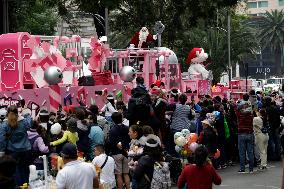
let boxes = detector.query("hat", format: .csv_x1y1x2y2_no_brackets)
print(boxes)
201,119,211,126
50,123,62,135
0,109,7,117
66,118,77,130
61,143,78,158
39,109,49,116
145,137,159,148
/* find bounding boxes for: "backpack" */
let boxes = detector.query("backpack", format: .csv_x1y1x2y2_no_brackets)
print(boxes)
150,162,171,189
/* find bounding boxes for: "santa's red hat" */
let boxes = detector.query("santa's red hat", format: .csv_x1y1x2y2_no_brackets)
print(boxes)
186,48,203,64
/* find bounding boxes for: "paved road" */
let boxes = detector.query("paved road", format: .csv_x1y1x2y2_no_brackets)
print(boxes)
173,161,282,189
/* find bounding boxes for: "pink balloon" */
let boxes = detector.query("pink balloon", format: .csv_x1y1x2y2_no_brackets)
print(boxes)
189,142,199,152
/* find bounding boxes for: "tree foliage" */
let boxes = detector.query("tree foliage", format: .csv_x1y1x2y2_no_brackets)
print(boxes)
8,0,57,35
256,10,284,76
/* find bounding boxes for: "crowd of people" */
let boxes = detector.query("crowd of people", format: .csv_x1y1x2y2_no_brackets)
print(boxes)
0,76,283,189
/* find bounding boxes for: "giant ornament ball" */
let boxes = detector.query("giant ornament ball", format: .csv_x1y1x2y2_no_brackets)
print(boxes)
44,66,63,85
119,66,136,82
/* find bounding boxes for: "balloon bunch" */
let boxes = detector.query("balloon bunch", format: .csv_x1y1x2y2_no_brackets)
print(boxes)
174,129,199,157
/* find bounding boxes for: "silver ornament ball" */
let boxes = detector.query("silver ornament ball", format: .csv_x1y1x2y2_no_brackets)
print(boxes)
44,66,63,85
119,66,136,82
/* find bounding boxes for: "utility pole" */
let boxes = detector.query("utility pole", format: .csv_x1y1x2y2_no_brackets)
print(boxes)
104,7,109,41
228,9,231,81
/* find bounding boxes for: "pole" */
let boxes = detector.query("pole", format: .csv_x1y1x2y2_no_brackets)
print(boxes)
104,7,109,41
228,9,231,81
3,0,9,33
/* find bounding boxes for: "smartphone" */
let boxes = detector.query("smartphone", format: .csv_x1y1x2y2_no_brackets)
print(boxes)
95,91,103,95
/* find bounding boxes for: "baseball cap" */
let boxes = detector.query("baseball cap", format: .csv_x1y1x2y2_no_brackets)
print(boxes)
61,143,78,159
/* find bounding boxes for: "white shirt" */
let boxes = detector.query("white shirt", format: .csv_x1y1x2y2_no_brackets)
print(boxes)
101,102,117,117
56,160,97,189
92,154,116,188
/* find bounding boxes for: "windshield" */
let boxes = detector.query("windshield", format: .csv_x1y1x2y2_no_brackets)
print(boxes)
267,79,281,84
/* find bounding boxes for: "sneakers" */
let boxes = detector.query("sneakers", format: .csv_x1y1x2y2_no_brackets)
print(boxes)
258,166,267,171
238,170,246,174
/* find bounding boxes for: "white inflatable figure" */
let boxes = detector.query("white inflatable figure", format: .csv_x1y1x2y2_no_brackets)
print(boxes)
186,48,209,80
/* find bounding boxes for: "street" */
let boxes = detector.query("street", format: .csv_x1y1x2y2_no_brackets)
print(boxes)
173,161,282,189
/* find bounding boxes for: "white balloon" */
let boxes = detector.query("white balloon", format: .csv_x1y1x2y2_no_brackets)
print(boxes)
181,129,190,137
175,136,187,147
174,132,183,141
175,145,181,153
119,66,136,82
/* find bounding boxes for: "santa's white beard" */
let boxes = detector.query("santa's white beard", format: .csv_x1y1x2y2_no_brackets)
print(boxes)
188,63,209,80
138,31,149,48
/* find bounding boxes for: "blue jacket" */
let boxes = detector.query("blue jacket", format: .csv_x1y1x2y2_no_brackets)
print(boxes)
0,115,32,152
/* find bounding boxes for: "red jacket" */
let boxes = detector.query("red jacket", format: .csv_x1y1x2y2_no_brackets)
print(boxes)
178,163,221,189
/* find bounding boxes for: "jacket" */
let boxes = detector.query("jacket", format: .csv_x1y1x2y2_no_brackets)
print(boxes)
236,101,253,134
133,155,155,189
51,131,79,146
0,115,32,152
27,130,49,153
108,124,130,156
200,127,218,155
76,120,90,153
178,163,221,189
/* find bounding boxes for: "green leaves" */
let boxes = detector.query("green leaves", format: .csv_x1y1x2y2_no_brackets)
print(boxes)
8,0,57,35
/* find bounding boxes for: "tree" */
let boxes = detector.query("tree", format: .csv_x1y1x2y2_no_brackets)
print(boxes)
257,10,284,76
8,0,57,35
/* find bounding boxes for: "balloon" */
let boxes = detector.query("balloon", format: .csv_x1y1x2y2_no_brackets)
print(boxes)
189,142,199,152
175,145,181,153
119,66,136,82
44,66,63,85
214,149,221,159
175,136,187,147
189,133,198,144
181,129,190,137
174,132,183,141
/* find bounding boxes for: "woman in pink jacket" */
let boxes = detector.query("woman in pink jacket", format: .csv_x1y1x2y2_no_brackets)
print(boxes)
27,120,49,170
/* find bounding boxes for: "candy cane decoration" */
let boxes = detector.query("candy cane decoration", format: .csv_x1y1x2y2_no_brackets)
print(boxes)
49,85,61,112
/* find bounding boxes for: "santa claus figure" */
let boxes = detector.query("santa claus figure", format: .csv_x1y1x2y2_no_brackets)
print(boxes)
130,27,157,48
186,48,209,80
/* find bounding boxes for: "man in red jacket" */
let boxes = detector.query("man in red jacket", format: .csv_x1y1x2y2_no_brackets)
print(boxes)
236,93,255,173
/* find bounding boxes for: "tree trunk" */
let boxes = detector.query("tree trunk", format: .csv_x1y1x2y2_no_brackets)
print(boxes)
275,49,282,76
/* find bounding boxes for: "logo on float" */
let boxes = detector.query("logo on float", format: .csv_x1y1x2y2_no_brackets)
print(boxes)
0,97,19,107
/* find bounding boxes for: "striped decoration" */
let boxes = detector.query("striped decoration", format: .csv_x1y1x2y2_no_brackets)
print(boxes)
49,84,61,112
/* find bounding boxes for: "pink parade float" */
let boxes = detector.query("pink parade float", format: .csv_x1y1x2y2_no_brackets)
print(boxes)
0,27,216,115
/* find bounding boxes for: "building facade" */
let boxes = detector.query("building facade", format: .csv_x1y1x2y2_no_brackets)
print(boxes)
247,0,284,16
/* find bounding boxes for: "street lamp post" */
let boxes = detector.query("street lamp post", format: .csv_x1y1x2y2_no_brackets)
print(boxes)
2,0,9,33
228,9,232,82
